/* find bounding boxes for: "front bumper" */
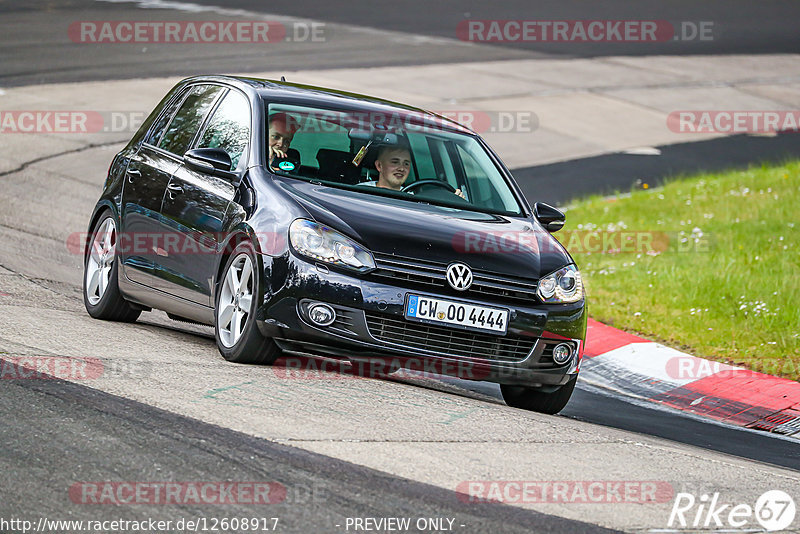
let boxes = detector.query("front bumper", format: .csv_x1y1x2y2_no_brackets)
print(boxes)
256,253,587,387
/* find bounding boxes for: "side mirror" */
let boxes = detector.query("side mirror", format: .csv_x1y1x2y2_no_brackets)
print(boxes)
534,202,565,232
184,148,233,174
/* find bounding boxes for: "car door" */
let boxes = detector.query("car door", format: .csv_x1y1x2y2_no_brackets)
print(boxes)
120,84,224,286
154,88,251,305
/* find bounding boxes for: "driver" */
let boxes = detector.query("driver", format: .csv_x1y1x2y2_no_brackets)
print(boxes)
360,144,465,199
368,144,411,190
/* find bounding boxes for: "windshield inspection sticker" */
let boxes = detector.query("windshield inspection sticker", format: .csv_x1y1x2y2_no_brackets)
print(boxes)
278,160,296,171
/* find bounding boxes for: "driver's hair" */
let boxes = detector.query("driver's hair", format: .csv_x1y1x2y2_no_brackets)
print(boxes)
376,143,411,160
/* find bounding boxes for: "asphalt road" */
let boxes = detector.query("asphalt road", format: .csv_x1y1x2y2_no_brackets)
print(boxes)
445,378,800,472
2,0,800,86
0,374,612,533
183,0,800,57
0,0,532,87
513,131,800,206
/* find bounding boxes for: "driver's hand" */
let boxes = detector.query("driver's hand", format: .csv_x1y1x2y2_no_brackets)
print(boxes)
454,188,466,200
269,145,287,164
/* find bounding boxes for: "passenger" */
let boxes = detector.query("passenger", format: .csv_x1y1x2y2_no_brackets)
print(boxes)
267,112,300,170
361,144,466,199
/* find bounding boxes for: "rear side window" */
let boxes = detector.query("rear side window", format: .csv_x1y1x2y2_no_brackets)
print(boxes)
144,89,184,146
197,90,251,170
158,85,223,156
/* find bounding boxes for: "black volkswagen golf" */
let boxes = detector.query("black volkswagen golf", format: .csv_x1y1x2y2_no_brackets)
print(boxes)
84,75,587,414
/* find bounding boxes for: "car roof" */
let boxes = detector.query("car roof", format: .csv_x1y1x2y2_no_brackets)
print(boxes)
180,74,474,135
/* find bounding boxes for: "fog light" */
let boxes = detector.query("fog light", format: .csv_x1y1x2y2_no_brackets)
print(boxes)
308,303,336,326
552,343,573,365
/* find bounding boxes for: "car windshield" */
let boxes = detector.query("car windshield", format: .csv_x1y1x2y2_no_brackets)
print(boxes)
265,102,524,216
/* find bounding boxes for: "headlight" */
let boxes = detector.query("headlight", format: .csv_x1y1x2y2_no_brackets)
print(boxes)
537,264,583,303
289,219,375,271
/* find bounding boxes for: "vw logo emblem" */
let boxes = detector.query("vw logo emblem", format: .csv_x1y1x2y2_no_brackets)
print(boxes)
446,263,473,291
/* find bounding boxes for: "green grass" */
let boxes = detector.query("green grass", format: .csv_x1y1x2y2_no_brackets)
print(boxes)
557,161,800,380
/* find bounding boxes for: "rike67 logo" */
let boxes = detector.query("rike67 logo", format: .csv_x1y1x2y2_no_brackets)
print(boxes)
668,490,796,531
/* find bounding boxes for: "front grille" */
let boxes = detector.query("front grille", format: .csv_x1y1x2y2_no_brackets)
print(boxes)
329,308,359,337
370,253,538,305
364,312,535,362
539,343,556,366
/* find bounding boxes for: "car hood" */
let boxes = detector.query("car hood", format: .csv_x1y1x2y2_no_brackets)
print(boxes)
278,179,571,279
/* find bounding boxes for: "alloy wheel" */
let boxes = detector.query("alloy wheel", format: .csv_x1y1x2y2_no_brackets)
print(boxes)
217,254,254,348
85,217,116,305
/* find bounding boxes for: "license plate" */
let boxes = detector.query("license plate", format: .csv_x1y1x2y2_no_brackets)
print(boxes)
405,294,508,334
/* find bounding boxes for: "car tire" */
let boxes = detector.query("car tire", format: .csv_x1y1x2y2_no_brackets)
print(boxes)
214,241,280,365
83,212,142,322
500,375,577,414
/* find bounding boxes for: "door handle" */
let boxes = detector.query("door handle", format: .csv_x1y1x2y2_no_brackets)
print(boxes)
127,167,141,183
166,183,183,200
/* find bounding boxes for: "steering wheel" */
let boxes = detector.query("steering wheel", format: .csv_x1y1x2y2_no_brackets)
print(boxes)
401,179,457,194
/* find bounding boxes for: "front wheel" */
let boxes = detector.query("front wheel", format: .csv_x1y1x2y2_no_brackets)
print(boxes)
83,212,141,322
214,242,279,365
500,375,577,414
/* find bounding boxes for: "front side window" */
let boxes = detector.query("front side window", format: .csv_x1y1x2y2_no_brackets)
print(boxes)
158,84,223,156
264,102,522,215
197,90,251,170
